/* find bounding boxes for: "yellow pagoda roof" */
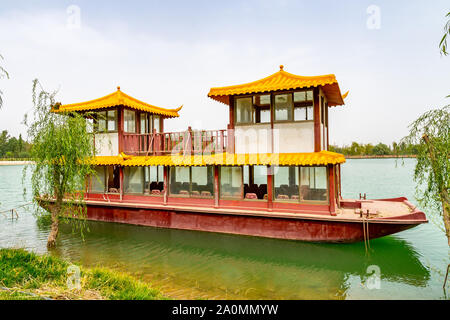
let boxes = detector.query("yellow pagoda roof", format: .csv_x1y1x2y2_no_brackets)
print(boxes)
208,65,347,106
92,151,345,167
51,87,182,118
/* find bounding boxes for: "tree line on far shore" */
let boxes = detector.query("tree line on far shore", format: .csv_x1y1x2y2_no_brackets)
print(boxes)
329,141,419,156
0,130,32,159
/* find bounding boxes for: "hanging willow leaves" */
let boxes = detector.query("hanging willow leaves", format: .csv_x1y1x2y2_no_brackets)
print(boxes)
439,12,450,56
400,105,450,245
0,54,9,109
23,79,96,248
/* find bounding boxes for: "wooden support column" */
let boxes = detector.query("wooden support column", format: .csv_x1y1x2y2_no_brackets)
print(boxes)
118,107,124,153
119,166,124,201
328,165,336,215
214,166,219,208
163,166,168,205
313,87,321,152
267,165,273,211
227,96,235,153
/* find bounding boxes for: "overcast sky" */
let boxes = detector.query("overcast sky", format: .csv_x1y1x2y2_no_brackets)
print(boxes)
0,0,449,146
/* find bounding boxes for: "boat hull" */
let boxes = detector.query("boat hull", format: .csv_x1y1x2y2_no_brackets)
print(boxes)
81,203,422,243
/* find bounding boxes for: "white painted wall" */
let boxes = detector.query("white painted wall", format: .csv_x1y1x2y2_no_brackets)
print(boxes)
234,122,315,154
274,122,315,153
235,124,272,154
94,132,119,156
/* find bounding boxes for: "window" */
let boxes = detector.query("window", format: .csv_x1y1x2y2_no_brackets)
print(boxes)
191,166,213,198
242,165,267,200
144,166,164,195
107,110,117,131
293,91,313,121
220,166,242,198
124,109,136,133
274,94,293,121
90,166,106,193
94,110,117,132
253,95,271,124
235,97,253,124
106,166,120,193
124,167,144,193
153,115,160,132
98,111,107,132
169,166,213,197
273,166,299,201
140,113,149,134
300,166,327,201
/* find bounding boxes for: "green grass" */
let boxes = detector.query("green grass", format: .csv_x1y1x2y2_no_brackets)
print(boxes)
0,248,167,300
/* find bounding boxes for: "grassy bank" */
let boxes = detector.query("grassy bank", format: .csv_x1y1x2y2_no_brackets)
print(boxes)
0,248,168,300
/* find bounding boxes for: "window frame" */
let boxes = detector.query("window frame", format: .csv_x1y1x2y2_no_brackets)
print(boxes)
93,108,118,133
233,88,316,126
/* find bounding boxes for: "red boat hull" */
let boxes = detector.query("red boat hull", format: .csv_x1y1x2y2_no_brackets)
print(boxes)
83,203,421,243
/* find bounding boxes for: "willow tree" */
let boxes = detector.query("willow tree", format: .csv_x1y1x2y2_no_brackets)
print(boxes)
439,11,450,55
400,106,450,245
0,54,9,109
24,80,96,248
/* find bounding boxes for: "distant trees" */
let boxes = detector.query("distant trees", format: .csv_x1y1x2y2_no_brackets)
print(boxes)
329,141,419,157
0,130,31,158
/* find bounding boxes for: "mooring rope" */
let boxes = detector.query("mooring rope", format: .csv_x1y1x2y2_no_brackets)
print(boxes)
0,202,33,218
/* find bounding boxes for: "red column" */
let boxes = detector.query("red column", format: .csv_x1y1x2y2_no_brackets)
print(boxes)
328,165,336,215
119,166,124,201
267,165,273,211
118,107,124,154
214,166,219,208
313,87,321,152
163,166,168,205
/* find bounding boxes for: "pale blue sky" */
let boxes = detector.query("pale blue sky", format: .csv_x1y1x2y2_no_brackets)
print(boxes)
0,0,449,145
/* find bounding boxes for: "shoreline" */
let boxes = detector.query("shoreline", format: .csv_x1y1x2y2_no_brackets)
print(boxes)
0,161,34,165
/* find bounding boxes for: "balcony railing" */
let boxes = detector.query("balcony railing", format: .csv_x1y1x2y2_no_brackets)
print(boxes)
123,128,230,155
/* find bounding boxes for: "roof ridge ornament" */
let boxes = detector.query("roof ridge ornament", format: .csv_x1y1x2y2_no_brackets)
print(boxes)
279,65,284,71
117,86,121,91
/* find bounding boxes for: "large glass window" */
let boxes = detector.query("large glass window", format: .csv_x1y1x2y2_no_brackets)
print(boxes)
243,165,268,200
170,167,190,196
273,166,299,201
235,97,253,124
274,94,293,121
90,166,106,193
124,167,144,193
220,166,242,198
169,166,213,197
144,166,164,195
124,109,136,133
191,166,213,198
300,167,328,201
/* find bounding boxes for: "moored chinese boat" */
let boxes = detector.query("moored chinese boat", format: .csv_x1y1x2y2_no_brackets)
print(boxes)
42,66,428,243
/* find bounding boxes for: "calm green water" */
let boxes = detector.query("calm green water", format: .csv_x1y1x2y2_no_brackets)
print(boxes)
0,160,449,299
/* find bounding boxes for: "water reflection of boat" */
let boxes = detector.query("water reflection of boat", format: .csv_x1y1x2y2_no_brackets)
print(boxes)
54,220,429,298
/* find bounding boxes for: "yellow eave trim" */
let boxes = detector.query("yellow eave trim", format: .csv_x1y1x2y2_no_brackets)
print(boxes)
51,87,182,118
91,151,346,167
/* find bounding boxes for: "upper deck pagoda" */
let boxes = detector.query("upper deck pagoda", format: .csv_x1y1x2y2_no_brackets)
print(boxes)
51,86,182,156
208,65,348,154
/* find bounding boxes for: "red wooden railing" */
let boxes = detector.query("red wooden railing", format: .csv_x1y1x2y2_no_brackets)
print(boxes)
123,128,230,155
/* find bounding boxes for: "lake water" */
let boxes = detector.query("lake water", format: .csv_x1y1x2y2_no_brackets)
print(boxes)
0,159,448,299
